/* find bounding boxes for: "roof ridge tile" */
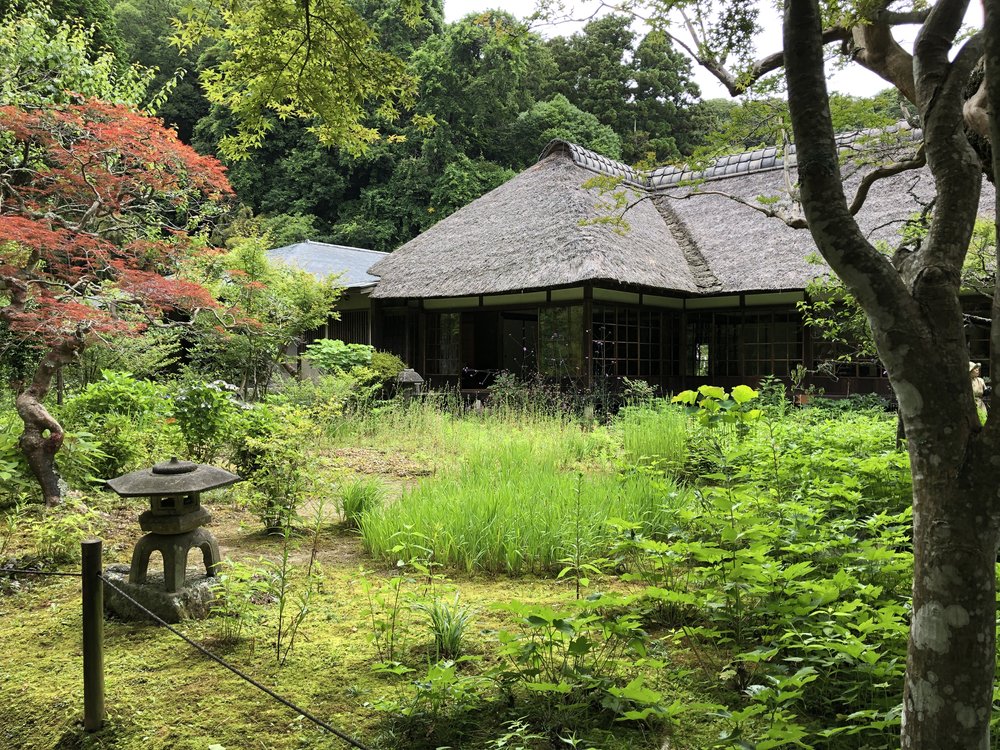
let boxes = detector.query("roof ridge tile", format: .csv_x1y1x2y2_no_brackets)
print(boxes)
539,123,921,191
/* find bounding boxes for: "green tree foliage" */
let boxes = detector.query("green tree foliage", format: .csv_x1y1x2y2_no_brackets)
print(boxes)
109,0,209,141
173,0,418,159
0,0,126,62
183,237,342,399
354,0,444,56
410,11,538,161
200,10,533,252
506,94,622,167
205,118,351,225
540,15,700,163
0,2,152,106
695,91,909,156
257,213,327,248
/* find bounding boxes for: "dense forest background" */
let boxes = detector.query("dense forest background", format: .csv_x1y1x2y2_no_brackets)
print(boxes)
20,0,908,253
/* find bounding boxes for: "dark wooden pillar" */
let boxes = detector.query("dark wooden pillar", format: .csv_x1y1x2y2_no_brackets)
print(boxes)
583,285,593,390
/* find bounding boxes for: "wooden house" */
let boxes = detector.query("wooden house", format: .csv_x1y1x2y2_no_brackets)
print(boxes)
288,135,995,397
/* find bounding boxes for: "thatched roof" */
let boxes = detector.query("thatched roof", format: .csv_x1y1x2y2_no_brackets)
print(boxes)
268,240,386,289
370,131,993,300
369,150,700,299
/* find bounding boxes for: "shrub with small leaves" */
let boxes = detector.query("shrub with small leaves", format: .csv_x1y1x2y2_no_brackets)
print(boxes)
59,371,173,477
230,403,313,530
172,379,241,462
302,339,373,372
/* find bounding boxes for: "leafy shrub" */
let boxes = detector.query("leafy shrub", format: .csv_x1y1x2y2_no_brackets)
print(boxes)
621,376,656,404
172,379,241,462
0,498,28,561
303,339,373,372
211,558,272,644
230,403,313,530
27,503,100,563
369,350,407,384
338,476,385,527
60,370,169,423
375,657,490,745
808,392,892,413
59,371,172,477
493,598,657,725
0,413,34,506
53,430,108,488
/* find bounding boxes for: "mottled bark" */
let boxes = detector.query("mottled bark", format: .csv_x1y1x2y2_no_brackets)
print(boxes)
903,437,998,750
785,0,1000,746
10,337,83,506
848,23,917,104
15,390,63,506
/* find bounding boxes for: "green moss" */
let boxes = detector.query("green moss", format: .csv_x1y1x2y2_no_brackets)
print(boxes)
0,518,728,749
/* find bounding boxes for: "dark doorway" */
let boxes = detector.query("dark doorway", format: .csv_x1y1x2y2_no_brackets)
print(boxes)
501,312,538,378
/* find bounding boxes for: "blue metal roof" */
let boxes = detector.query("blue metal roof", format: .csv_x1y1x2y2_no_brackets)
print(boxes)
267,240,387,288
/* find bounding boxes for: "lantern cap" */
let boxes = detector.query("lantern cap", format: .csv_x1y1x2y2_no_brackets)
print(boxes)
152,458,198,475
397,368,424,385
106,459,241,497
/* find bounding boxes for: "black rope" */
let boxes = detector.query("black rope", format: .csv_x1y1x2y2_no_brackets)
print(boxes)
2,568,82,577
98,574,372,750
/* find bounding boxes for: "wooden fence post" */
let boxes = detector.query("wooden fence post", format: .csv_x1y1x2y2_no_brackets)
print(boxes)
81,538,105,732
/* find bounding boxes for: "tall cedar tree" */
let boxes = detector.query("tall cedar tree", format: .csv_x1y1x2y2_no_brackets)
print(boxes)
629,0,997,744
0,99,231,504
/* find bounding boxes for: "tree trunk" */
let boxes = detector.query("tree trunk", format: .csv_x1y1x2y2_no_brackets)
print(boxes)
902,437,999,748
10,336,84,506
15,389,64,506
783,0,998,744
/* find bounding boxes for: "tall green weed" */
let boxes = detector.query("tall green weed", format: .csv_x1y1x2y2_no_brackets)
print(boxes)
361,421,687,574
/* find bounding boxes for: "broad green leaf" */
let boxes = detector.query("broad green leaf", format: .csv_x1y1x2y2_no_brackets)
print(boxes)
730,384,758,404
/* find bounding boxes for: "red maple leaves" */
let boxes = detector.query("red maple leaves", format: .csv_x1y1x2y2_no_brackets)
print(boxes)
0,99,233,354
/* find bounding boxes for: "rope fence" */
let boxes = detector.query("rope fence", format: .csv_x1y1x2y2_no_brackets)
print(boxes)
9,540,372,749
3,568,82,577
98,573,373,750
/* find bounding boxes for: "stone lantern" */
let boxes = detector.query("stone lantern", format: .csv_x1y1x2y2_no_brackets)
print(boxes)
397,368,424,399
103,458,240,621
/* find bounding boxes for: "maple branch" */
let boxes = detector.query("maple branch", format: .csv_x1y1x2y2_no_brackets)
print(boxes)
664,189,808,229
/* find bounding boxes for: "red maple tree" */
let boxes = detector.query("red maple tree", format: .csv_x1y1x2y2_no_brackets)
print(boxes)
0,99,233,504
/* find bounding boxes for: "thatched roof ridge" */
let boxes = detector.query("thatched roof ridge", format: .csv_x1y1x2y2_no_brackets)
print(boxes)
539,123,919,189
369,154,702,299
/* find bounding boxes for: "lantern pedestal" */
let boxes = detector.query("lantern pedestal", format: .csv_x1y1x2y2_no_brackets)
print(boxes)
129,528,221,593
103,564,217,623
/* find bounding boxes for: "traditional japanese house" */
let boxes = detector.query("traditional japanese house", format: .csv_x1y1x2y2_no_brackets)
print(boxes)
363,134,995,397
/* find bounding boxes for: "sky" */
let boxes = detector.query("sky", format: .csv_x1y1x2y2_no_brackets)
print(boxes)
443,0,983,101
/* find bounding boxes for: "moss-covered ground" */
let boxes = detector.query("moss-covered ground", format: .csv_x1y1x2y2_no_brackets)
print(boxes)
1,438,724,750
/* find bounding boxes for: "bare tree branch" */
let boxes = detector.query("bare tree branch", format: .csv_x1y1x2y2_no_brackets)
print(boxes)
848,144,926,215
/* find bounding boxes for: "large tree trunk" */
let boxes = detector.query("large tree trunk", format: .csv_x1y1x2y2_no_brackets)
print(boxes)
15,389,63,506
11,337,83,506
783,0,998,745
901,424,999,748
